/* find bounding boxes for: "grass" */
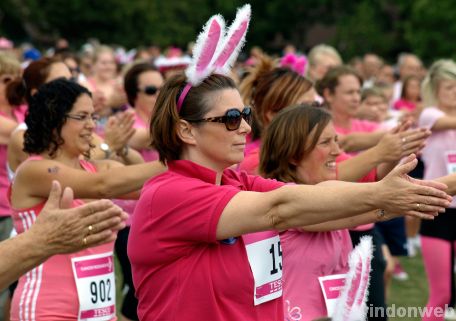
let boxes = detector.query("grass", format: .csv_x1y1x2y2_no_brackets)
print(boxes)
388,253,431,321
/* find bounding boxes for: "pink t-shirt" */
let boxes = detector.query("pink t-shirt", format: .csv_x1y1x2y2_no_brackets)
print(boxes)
334,120,380,231
0,105,27,217
128,160,285,321
239,145,261,175
393,99,416,112
334,118,381,137
281,228,352,321
132,110,159,162
10,158,116,321
419,107,456,208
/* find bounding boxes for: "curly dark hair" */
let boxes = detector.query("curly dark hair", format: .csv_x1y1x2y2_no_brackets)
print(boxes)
24,78,91,158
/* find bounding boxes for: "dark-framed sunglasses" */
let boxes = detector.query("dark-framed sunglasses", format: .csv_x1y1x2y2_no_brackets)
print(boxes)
138,85,160,96
186,107,252,131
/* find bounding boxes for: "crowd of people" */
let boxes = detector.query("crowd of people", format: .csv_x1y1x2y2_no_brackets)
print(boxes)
0,5,456,321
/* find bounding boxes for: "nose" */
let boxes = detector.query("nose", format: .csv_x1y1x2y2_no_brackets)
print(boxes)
239,118,252,135
331,140,342,157
85,117,97,129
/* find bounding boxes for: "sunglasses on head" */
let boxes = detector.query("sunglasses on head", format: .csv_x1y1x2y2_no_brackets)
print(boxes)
138,85,160,96
186,107,252,131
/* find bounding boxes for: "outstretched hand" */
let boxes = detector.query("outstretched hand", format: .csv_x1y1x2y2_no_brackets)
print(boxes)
378,154,452,219
31,181,128,255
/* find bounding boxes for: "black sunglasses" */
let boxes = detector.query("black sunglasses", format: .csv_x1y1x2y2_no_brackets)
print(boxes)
138,85,160,96
186,107,252,131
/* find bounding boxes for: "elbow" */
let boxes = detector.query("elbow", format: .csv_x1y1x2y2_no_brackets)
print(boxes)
265,204,288,231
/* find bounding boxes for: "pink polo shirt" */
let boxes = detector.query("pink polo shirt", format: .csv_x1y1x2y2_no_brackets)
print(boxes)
281,228,352,321
419,107,456,208
128,160,285,321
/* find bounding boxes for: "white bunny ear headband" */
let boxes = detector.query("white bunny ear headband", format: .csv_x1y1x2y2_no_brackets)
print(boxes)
176,4,251,112
333,236,373,321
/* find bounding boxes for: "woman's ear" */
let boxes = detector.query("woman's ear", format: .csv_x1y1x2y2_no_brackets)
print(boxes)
176,119,197,145
323,88,333,105
264,110,276,126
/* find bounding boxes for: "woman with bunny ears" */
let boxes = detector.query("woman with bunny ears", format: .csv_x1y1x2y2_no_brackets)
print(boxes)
128,5,451,321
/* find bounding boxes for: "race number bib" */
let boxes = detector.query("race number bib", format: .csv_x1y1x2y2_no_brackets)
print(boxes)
243,231,283,305
318,273,347,317
71,252,116,321
445,151,456,175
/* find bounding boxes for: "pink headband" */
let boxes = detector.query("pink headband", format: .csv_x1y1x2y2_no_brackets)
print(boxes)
176,83,192,112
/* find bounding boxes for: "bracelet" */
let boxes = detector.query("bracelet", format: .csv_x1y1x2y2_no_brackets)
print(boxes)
376,209,386,221
116,145,129,158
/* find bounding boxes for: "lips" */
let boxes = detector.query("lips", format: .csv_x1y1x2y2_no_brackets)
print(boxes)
325,161,337,169
80,133,93,142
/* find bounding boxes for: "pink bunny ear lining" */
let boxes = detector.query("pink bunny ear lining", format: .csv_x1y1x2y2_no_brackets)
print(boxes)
196,19,222,73
214,20,249,68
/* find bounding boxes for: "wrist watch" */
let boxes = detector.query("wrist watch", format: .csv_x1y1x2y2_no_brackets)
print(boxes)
100,142,112,159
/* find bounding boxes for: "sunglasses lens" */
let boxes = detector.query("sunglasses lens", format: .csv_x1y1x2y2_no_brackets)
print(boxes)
225,109,242,130
242,107,252,125
144,86,158,95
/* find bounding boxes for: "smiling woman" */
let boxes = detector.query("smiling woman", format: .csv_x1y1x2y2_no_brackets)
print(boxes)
9,78,165,321
127,72,452,321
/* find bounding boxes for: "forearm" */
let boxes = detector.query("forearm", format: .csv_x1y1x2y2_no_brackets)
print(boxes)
377,161,399,180
271,182,380,230
95,161,166,198
0,117,18,144
339,131,385,153
435,174,456,196
302,210,389,232
0,233,51,290
111,147,145,165
338,147,382,182
128,130,151,151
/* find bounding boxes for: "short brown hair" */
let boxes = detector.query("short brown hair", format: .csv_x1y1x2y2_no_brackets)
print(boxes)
260,103,332,184
316,65,362,97
123,62,159,106
150,73,237,163
7,57,62,106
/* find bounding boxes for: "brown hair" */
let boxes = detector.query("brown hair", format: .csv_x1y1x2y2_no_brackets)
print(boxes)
400,75,421,100
7,57,62,106
150,73,237,163
240,55,313,139
124,62,159,106
260,103,332,184
316,65,362,98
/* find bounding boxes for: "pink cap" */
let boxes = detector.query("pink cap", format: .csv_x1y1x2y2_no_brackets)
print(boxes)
0,37,13,49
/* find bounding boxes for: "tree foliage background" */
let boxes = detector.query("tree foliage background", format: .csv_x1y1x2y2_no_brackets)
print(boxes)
0,0,454,64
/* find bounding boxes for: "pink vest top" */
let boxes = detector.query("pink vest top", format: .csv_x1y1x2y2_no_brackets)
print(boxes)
10,157,116,321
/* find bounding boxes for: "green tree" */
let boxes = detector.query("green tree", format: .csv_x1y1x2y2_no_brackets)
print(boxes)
405,0,456,63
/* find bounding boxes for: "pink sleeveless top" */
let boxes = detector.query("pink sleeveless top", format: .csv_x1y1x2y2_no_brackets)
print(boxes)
0,105,27,217
10,157,116,321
